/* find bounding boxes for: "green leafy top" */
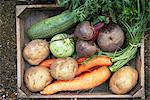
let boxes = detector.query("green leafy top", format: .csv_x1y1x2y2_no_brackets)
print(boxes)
58,0,150,72
58,0,149,23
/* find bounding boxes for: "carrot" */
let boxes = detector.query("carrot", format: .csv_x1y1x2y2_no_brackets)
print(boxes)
40,66,111,95
76,56,112,75
39,59,56,68
77,57,87,64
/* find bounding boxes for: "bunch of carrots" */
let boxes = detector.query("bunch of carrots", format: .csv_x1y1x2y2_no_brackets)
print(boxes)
39,56,113,95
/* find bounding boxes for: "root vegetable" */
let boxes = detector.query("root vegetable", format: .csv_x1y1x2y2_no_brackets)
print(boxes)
76,40,97,58
77,57,87,64
24,66,53,92
50,21,105,42
50,57,78,80
40,66,111,95
109,66,138,94
76,56,112,76
39,56,112,77
39,59,56,68
23,39,49,65
74,21,105,40
74,21,94,40
97,24,125,52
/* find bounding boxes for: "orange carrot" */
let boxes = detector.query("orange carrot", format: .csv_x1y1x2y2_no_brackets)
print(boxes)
39,59,56,68
77,57,87,64
76,56,112,75
40,66,111,95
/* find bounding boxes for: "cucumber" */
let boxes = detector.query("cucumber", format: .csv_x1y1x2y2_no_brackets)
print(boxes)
27,11,76,39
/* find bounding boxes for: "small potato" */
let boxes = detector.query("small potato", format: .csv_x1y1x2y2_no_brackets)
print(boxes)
50,57,78,80
23,39,49,65
109,66,138,94
24,66,53,92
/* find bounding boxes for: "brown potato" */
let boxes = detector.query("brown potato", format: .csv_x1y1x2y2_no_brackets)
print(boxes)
109,66,138,94
50,57,78,80
24,66,53,92
23,39,49,65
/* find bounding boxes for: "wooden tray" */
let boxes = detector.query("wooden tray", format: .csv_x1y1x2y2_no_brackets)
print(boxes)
16,4,145,99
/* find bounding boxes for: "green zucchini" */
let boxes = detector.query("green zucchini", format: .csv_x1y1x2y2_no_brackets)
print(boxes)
27,11,76,39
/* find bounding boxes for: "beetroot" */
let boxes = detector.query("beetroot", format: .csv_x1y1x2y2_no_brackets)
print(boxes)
76,40,97,58
74,21,105,41
74,21,94,40
97,24,125,52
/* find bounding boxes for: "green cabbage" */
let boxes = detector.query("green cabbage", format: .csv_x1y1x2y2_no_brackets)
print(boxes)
50,34,75,58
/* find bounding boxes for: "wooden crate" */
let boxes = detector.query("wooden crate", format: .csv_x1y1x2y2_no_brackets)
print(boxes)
16,4,145,99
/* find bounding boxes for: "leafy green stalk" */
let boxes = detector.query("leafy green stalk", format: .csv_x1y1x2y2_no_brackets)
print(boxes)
57,0,85,10
58,0,103,22
81,0,148,72
137,0,141,17
109,15,146,72
72,0,101,21
58,0,149,72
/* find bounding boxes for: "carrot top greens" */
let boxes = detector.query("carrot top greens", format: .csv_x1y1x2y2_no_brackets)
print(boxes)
58,0,149,72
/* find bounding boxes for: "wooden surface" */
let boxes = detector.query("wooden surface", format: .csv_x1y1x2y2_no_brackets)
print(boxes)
16,4,145,99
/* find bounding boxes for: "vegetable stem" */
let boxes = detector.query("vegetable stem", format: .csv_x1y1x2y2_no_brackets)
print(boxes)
91,22,105,41
94,22,105,32
137,0,141,17
109,51,136,72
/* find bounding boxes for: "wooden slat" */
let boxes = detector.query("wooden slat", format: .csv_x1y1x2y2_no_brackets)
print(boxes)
133,88,145,99
140,39,145,89
26,4,60,8
27,93,133,99
134,39,145,99
16,16,22,89
17,89,27,98
16,4,62,17
16,5,28,17
140,38,145,99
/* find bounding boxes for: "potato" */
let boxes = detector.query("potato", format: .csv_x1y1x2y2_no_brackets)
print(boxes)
50,57,78,80
109,66,138,94
23,39,49,65
24,66,53,92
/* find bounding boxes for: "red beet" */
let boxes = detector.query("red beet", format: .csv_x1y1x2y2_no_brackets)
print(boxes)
74,21,105,41
97,24,125,52
74,21,94,40
76,40,97,58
